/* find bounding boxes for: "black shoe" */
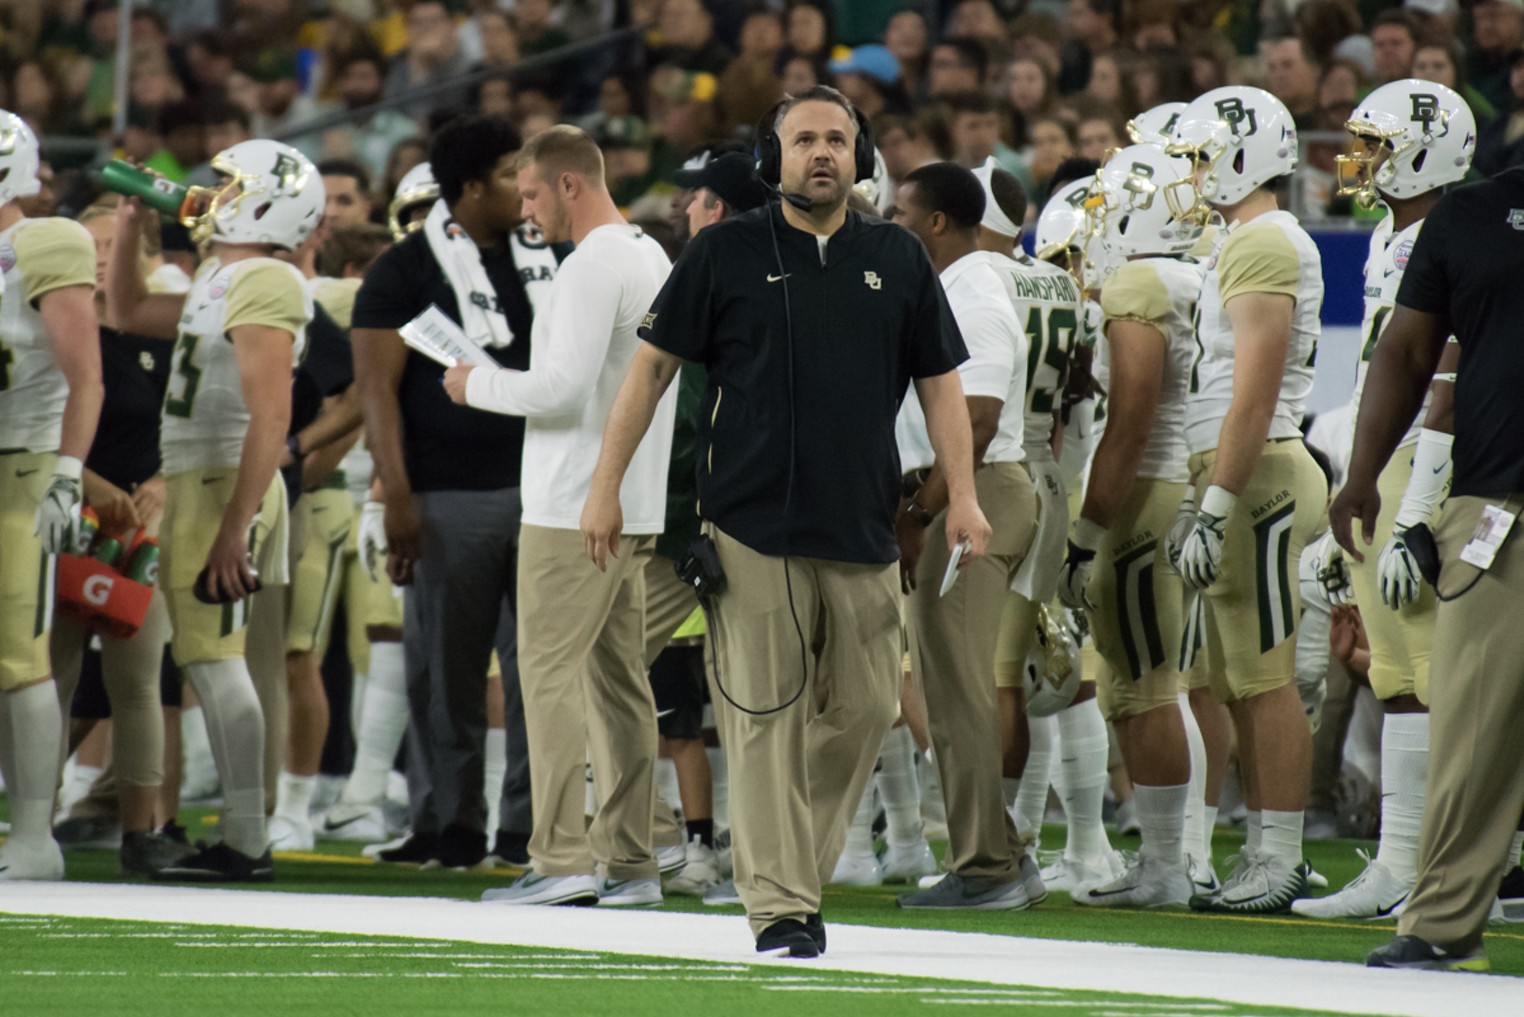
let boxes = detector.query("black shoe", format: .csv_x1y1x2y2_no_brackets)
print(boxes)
160,821,190,846
430,824,487,870
377,831,439,864
150,841,273,883
491,830,531,867
755,918,820,958
804,913,826,954
121,831,194,876
1366,934,1488,972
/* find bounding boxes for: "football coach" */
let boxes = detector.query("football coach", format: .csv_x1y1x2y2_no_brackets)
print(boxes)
581,85,990,957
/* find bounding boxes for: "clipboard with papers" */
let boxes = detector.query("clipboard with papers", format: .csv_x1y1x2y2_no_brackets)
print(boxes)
398,304,500,369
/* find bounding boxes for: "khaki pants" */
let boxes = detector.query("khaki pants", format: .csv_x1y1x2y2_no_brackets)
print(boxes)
707,525,901,936
1399,494,1524,955
517,524,659,880
908,461,1035,880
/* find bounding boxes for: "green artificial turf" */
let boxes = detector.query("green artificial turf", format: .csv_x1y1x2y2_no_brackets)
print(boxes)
0,914,1386,1017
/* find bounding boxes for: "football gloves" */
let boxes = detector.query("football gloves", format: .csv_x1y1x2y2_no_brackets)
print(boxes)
1307,531,1354,606
358,500,387,581
1177,485,1237,591
1164,490,1197,575
33,455,83,555
1377,526,1424,608
1375,428,1453,610
1057,517,1106,611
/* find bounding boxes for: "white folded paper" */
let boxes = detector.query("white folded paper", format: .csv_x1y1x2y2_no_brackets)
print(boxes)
399,304,499,369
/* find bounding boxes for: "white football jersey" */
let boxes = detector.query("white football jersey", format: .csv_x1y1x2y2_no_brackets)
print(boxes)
0,217,96,452
1097,255,1205,483
160,257,312,473
985,251,1083,454
1350,215,1427,452
1185,210,1322,454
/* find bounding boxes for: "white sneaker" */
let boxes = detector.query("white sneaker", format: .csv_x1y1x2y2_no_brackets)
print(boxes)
1114,798,1141,836
1191,850,1308,914
1076,853,1192,908
702,877,741,906
310,775,346,816
881,840,938,883
0,839,65,881
598,876,663,907
1039,849,1124,893
362,831,413,860
1019,852,1048,905
831,848,883,886
1302,862,1330,889
318,802,389,843
666,838,721,896
268,815,315,852
1291,850,1411,919
656,842,688,875
481,871,599,906
1188,854,1220,894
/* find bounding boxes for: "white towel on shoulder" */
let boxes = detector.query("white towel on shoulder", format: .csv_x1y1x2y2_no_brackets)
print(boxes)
423,199,514,349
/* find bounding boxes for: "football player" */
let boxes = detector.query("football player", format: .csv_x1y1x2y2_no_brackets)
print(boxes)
107,139,323,881
1166,87,1329,914
0,111,103,881
1295,80,1475,919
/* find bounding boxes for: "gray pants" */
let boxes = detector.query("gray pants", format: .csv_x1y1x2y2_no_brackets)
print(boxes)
404,486,531,838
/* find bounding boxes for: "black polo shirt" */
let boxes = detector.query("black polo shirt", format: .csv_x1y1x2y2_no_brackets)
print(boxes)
351,230,540,493
89,328,170,491
1397,168,1524,497
641,204,967,565
291,303,352,435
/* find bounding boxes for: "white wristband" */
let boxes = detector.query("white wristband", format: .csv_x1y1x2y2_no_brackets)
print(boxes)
1071,516,1107,551
1200,484,1238,519
1394,428,1453,529
53,455,83,481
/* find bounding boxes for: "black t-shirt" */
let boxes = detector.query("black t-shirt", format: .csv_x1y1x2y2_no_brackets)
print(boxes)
351,230,541,493
89,328,170,491
1397,168,1524,497
291,303,353,435
641,205,967,564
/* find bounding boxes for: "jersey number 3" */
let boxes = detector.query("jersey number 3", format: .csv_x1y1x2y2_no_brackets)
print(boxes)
164,333,203,418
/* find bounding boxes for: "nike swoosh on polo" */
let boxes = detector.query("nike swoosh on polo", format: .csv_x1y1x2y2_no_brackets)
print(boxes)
766,273,791,282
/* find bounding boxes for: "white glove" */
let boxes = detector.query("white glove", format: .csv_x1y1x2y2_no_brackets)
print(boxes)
1177,485,1237,591
1057,517,1105,611
1375,429,1453,609
1376,527,1423,608
1164,489,1198,575
1307,531,1354,606
358,500,387,581
33,455,83,555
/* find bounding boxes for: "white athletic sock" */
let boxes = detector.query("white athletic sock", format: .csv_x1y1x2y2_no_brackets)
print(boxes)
186,660,267,857
1179,693,1209,865
1056,699,1111,860
484,726,506,833
707,746,729,829
844,782,876,856
1135,782,1189,865
1510,830,1524,867
1014,714,1055,846
180,705,216,785
340,641,407,805
3,683,63,849
1244,810,1262,856
1002,777,1021,812
1259,809,1304,869
348,671,368,736
276,771,316,822
1374,713,1428,882
876,726,923,847
655,756,682,822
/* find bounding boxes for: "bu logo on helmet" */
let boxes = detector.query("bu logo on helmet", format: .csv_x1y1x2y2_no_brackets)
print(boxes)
271,153,307,195
1214,98,1258,137
1509,209,1524,231
1411,94,1440,127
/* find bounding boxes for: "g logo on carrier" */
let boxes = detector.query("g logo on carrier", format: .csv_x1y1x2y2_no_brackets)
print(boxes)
84,574,114,606
1214,98,1258,137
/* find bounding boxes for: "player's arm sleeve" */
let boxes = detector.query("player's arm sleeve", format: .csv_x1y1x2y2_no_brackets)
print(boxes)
1101,260,1170,330
639,232,716,363
223,261,308,338
465,254,617,417
905,247,968,378
1217,223,1301,304
1394,201,1450,315
15,218,96,305
953,299,1018,400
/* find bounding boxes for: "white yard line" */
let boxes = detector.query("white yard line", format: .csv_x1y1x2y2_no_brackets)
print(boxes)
0,883,1516,1016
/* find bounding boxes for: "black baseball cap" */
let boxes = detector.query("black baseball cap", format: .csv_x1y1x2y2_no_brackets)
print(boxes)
672,152,770,214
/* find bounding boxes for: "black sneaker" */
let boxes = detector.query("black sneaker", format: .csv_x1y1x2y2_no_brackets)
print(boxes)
1497,865,1524,922
376,831,439,864
426,824,486,870
151,841,273,883
1366,934,1488,972
755,918,820,958
121,831,194,876
804,913,826,954
160,821,190,846
490,830,531,867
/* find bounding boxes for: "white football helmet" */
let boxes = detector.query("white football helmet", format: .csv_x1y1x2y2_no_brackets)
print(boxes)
1091,144,1202,258
1165,86,1298,218
1126,101,1187,148
1035,178,1109,287
1023,605,1082,718
0,110,41,204
190,139,324,250
1337,79,1476,210
853,147,892,214
389,161,440,241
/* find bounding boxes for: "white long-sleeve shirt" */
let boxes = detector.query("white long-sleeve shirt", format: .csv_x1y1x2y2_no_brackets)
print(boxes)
465,223,677,533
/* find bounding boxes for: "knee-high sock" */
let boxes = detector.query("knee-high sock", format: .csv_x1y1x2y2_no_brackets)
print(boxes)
1375,713,1428,883
655,756,682,822
876,726,923,847
185,660,266,857
1179,692,1211,864
842,781,876,856
1056,698,1111,859
275,772,316,823
1014,714,1056,846
707,746,729,829
1135,782,1189,865
180,705,216,790
484,726,507,833
2,683,63,849
339,641,407,806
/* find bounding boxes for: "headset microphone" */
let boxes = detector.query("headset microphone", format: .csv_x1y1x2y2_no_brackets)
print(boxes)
768,182,814,212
